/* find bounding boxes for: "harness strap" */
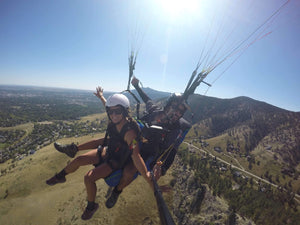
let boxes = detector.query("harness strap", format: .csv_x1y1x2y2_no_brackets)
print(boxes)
156,144,175,165
156,130,183,165
102,129,109,147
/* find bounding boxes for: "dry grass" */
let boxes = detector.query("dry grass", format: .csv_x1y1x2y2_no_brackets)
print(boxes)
0,123,34,132
0,134,174,225
79,113,107,122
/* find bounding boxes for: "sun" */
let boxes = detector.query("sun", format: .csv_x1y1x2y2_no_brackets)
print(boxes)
155,0,199,22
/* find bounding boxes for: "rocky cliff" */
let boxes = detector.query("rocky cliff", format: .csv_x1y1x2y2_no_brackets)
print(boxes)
170,157,255,225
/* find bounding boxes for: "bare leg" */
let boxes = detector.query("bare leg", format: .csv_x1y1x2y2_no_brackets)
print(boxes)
105,161,139,208
54,138,104,158
84,163,113,202
46,148,102,186
81,162,111,220
64,149,99,174
116,161,137,191
77,138,104,151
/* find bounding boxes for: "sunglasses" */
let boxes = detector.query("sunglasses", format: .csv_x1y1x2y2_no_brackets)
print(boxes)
107,107,123,115
170,104,186,115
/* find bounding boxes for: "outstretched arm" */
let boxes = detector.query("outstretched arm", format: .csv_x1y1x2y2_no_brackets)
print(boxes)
125,130,153,190
94,86,106,106
131,77,151,103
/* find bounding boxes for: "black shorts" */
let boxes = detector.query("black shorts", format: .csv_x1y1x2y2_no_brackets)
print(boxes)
94,145,133,171
93,145,105,167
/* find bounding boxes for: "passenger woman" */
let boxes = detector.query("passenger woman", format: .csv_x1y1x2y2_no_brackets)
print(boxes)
46,93,152,220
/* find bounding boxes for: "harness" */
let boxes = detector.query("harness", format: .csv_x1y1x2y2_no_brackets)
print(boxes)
104,119,144,187
102,121,140,171
104,118,176,187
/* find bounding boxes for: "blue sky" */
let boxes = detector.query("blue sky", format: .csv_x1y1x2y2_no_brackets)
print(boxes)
0,0,299,112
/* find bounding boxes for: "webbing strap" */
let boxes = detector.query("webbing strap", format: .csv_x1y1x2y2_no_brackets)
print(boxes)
156,144,174,165
156,130,183,165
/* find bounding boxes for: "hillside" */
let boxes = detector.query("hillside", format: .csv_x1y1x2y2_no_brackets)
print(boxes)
0,135,259,225
184,95,300,190
128,87,170,101
0,134,171,225
142,92,300,186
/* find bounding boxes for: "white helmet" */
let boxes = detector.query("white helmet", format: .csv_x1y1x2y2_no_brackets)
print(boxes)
106,93,130,109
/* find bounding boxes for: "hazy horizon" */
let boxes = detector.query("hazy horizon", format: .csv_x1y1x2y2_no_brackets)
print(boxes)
1,0,299,111
1,83,299,113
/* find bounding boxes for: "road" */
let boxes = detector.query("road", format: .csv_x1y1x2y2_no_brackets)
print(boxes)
183,142,300,203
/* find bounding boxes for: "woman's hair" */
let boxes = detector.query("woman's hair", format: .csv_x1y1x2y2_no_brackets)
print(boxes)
127,116,142,141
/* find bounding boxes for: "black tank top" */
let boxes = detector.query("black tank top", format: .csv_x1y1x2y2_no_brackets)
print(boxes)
105,120,140,169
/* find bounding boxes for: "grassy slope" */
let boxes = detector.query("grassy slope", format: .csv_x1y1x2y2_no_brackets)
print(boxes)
0,134,172,225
